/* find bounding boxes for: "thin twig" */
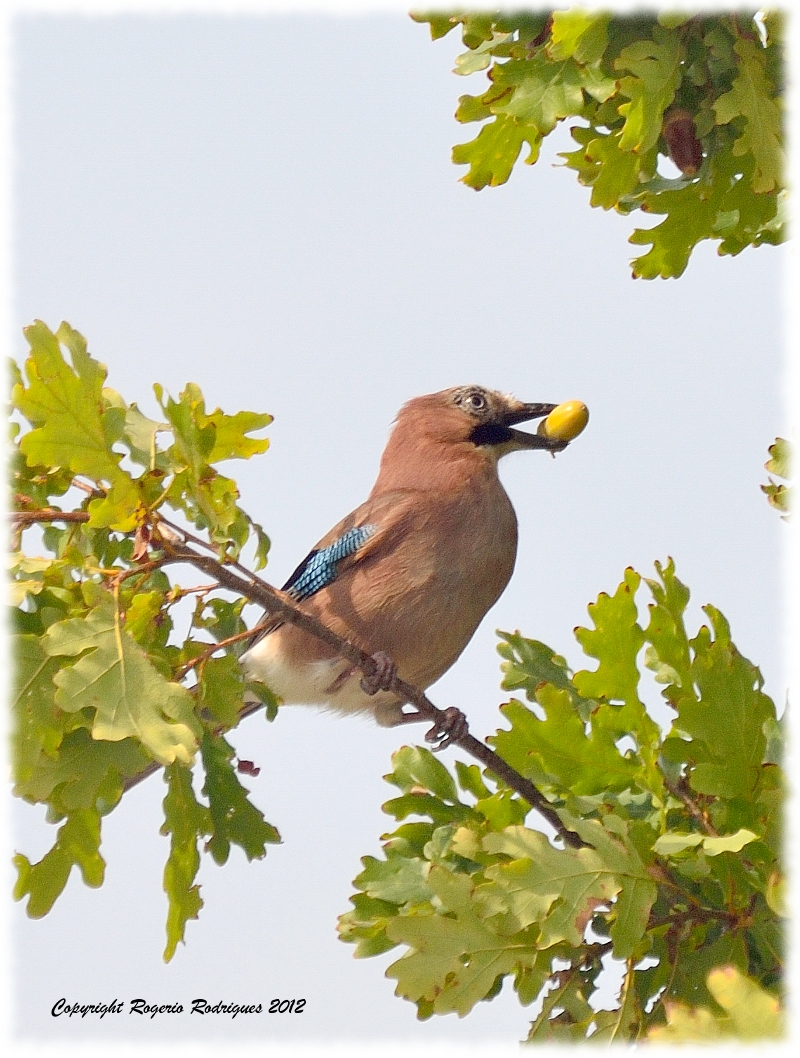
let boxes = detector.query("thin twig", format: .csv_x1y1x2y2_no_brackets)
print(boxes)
648,906,737,932
108,558,171,587
71,477,106,496
662,774,719,836
175,628,264,680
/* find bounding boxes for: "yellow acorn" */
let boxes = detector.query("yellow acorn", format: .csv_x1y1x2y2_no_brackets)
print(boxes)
537,400,589,441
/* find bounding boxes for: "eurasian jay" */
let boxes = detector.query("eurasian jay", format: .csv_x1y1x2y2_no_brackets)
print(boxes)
240,385,570,730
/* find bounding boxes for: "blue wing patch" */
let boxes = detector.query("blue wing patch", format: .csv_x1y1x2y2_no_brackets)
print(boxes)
282,524,377,601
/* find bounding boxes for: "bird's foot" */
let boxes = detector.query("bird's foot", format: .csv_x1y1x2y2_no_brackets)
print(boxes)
382,701,469,750
425,707,469,751
360,651,398,696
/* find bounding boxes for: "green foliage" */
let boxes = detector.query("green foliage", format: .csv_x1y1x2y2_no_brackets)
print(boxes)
10,323,786,1042
648,965,783,1041
412,9,785,278
10,321,280,958
762,436,791,517
339,561,784,1041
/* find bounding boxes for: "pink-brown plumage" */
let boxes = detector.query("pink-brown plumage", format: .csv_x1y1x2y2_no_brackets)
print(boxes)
240,385,567,725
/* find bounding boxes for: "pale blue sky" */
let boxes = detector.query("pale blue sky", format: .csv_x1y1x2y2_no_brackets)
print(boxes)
10,4,788,1047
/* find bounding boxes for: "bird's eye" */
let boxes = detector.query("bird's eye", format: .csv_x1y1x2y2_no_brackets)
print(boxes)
464,392,486,411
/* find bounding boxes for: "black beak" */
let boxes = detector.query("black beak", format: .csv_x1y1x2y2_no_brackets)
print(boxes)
499,399,566,453
502,401,558,426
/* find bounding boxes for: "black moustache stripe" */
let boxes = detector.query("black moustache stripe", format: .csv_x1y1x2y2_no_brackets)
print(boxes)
469,423,515,447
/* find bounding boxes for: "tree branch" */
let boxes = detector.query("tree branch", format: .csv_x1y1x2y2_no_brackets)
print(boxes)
11,506,587,848
154,532,587,848
662,774,719,836
12,508,92,525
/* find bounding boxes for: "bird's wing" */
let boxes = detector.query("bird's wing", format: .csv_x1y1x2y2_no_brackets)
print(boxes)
248,491,418,643
282,523,378,600
282,490,417,599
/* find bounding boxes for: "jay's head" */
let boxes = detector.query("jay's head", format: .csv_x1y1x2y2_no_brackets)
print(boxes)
392,385,562,459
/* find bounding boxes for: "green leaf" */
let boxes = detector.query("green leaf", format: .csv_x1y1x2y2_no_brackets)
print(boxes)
765,437,791,480
612,874,657,960
653,832,704,855
491,691,639,797
649,966,783,1041
492,57,591,134
455,93,493,124
119,401,170,468
642,557,693,700
11,633,64,782
354,854,432,906
200,732,280,865
337,892,400,958
14,810,104,918
124,590,171,652
206,408,271,462
385,866,546,1018
197,653,245,729
702,829,759,856
761,479,789,515
409,11,461,42
574,568,644,704
42,602,199,766
14,727,151,816
614,27,683,153
675,608,775,799
154,382,267,556
707,965,783,1039
341,554,782,1038
161,763,210,961
472,790,527,831
548,10,610,65
245,680,280,719
497,631,573,696
13,321,139,530
454,761,491,801
417,12,786,278
526,962,596,1040
629,147,783,279
713,37,784,193
762,437,791,516
452,114,541,189
454,34,508,77
481,818,655,959
386,745,460,804
561,128,651,210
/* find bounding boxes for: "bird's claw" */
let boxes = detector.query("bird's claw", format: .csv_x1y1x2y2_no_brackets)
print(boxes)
425,707,469,751
360,651,397,695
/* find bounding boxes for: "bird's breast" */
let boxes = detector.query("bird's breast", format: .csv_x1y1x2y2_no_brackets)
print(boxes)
242,475,520,713
320,480,518,687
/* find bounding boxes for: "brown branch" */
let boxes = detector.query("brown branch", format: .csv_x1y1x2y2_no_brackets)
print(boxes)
128,532,587,848
11,509,91,526
648,906,737,932
107,557,171,587
71,477,106,496
11,506,586,847
662,774,719,836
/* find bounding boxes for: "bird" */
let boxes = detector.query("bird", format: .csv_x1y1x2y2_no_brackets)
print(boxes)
240,384,570,737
